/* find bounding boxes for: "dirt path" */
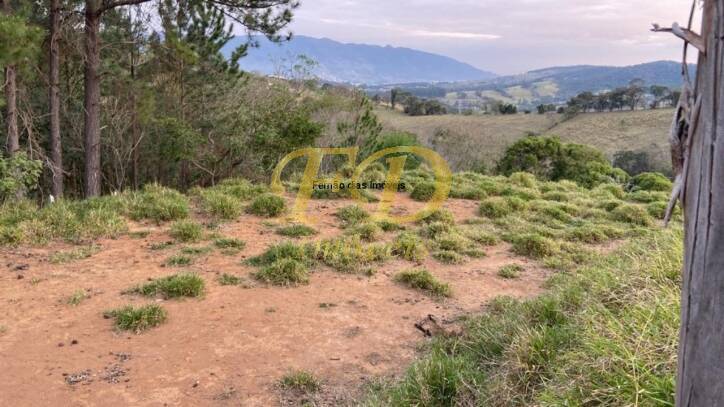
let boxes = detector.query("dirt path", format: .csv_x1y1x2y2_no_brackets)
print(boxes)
0,198,548,406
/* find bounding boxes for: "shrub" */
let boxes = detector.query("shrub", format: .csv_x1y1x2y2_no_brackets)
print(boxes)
627,172,672,192
127,184,189,222
131,273,205,299
419,221,454,240
335,205,370,227
213,178,268,200
479,197,512,219
612,204,654,226
395,269,451,297
378,219,405,232
169,220,203,243
647,202,669,220
345,222,382,241
498,264,523,279
628,190,668,203
392,232,428,262
254,259,309,286
104,304,167,333
0,152,42,202
410,182,437,202
276,224,317,238
418,208,455,226
246,194,286,217
196,190,242,220
512,233,558,259
509,172,537,188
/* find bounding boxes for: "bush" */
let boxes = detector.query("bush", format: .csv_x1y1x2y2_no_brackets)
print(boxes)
246,194,286,217
627,172,672,192
169,220,203,242
254,259,309,286
395,269,451,297
131,273,205,298
509,172,537,188
104,304,167,333
647,201,669,220
410,181,437,202
0,152,42,202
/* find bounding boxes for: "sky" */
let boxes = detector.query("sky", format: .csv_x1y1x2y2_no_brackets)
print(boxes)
286,0,698,75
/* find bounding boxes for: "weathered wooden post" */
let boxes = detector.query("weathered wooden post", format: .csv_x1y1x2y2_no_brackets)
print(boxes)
654,1,724,404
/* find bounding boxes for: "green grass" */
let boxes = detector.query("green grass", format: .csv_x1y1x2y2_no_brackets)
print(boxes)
246,194,286,217
247,241,309,267
169,220,203,243
254,259,310,286
49,244,101,264
335,205,370,227
127,184,189,222
612,204,654,226
128,230,150,239
217,273,243,286
279,370,321,393
180,246,212,256
410,181,437,202
366,226,682,406
213,237,246,254
511,233,559,259
395,269,452,297
104,304,167,333
164,254,193,267
433,250,466,265
392,232,428,262
131,273,205,299
276,224,317,238
309,236,390,272
479,197,513,219
345,222,382,241
498,264,523,279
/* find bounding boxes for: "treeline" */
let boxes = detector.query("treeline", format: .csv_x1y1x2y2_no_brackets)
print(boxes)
0,0,357,200
561,80,680,114
387,89,447,116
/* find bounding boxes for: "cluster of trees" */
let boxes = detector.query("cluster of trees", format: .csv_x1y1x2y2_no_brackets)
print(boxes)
390,89,447,116
0,0,326,200
564,80,680,114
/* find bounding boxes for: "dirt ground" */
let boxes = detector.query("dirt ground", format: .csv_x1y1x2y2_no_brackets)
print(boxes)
0,196,549,406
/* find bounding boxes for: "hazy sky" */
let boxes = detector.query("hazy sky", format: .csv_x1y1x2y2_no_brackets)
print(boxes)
288,0,696,74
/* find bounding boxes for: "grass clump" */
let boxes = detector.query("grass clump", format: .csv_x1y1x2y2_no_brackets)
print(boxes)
195,190,242,220
378,219,405,232
169,220,203,243
279,370,321,393
131,273,205,299
512,233,559,259
309,236,390,272
213,237,246,250
433,250,466,264
478,197,512,219
392,232,428,262
164,254,193,267
246,194,286,217
217,273,243,286
66,290,88,306
410,181,437,202
345,222,382,241
254,259,309,286
49,244,101,264
612,204,654,226
335,205,370,227
180,246,212,256
247,241,309,266
395,268,452,297
509,172,537,188
627,172,672,192
104,304,167,333
276,224,317,238
462,227,500,246
127,184,189,222
498,264,523,279
418,208,455,226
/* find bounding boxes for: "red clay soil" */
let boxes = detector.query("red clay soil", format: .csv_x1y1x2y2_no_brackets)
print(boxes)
0,197,549,406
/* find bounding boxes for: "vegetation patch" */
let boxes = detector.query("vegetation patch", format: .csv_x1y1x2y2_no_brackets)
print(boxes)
247,194,286,217
479,197,513,219
433,250,466,264
627,172,672,192
309,236,390,272
49,244,101,264
498,264,524,279
410,181,437,202
214,237,246,250
127,184,189,223
612,204,654,226
254,259,310,286
130,273,205,299
392,232,428,262
511,233,559,259
345,222,382,241
279,370,321,393
66,289,89,306
217,273,243,286
276,224,317,238
169,220,203,243
335,205,370,227
104,304,167,333
165,254,193,267
395,268,452,297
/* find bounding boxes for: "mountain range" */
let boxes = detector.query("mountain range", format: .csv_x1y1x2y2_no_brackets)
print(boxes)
223,35,497,85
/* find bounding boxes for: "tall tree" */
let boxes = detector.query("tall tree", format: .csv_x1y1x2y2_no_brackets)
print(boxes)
654,0,724,404
81,0,299,197
2,0,18,155
48,0,62,197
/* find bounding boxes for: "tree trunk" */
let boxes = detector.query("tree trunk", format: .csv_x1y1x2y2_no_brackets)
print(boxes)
49,0,63,197
83,0,102,197
676,1,724,404
2,0,18,155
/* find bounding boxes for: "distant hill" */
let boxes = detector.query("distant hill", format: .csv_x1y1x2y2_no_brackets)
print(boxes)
223,35,497,85
367,61,695,109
